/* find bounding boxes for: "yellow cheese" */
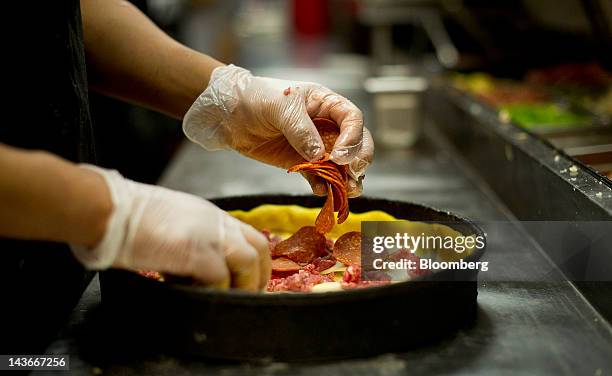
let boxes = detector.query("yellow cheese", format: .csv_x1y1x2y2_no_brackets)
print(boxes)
229,204,396,240
229,204,476,260
319,261,347,275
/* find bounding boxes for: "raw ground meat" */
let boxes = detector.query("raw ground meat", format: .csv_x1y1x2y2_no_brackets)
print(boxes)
342,264,361,283
138,270,162,281
267,270,334,292
341,264,391,289
388,249,428,278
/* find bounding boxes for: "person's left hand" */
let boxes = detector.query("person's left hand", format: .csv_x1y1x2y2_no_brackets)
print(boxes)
182,64,373,197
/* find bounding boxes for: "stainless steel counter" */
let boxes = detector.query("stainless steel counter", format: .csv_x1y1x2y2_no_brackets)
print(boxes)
44,125,612,375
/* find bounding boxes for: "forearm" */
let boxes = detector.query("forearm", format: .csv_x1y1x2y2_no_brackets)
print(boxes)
81,0,224,119
0,144,112,247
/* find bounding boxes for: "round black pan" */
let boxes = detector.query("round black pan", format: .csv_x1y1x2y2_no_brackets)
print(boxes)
99,195,486,362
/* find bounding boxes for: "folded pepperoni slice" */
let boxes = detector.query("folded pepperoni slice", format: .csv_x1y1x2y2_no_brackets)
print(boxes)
333,231,361,266
287,118,350,233
315,184,335,234
271,226,327,263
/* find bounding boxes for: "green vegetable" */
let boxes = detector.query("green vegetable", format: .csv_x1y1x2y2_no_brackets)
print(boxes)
500,103,592,128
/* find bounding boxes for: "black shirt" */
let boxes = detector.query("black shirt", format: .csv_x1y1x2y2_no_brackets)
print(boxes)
0,0,97,353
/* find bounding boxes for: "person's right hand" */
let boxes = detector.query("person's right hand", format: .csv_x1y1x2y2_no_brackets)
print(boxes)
182,64,373,198
70,165,270,291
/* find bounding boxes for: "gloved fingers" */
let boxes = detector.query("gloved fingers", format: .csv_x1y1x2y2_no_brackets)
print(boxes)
223,217,261,291
347,176,364,198
347,127,374,181
119,224,232,288
226,241,260,291
185,248,231,288
306,86,365,165
342,127,372,198
281,100,325,162
238,222,272,290
240,135,305,170
300,172,328,196
299,126,371,196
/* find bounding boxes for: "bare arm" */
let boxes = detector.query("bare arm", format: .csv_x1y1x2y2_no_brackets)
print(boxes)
80,0,225,119
0,144,269,289
0,144,112,247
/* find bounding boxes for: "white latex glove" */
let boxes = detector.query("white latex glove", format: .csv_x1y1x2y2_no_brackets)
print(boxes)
70,165,270,291
182,64,374,197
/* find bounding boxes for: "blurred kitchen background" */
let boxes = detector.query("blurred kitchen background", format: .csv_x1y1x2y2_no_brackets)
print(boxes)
47,2,612,370
91,0,612,193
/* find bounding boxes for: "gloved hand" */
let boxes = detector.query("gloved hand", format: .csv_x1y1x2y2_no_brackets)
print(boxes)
182,64,373,198
70,165,270,291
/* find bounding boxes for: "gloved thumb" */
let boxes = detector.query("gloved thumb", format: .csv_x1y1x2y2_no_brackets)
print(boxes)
282,111,325,162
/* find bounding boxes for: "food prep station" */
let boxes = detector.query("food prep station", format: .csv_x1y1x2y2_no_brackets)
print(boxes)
42,1,612,374
43,87,612,375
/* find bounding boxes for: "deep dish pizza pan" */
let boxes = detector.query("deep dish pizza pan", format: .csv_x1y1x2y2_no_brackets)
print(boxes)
98,194,486,362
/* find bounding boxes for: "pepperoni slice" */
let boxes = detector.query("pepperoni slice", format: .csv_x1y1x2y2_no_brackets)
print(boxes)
309,257,337,273
287,118,350,233
271,226,327,263
333,231,361,265
271,256,303,279
315,184,335,233
271,257,302,272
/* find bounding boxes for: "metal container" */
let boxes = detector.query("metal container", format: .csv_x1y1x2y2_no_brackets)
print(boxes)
365,76,428,148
